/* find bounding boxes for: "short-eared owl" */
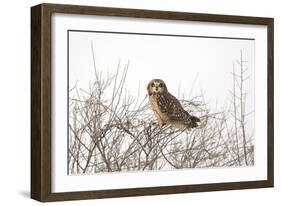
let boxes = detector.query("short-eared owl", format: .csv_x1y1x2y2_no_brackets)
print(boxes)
147,79,200,129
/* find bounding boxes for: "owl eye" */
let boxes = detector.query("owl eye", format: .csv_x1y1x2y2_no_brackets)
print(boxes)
159,83,163,87
151,82,155,87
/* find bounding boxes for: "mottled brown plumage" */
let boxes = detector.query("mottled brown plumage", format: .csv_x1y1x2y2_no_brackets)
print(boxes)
147,79,200,129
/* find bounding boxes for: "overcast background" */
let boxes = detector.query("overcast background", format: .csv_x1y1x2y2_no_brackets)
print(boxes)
69,31,255,132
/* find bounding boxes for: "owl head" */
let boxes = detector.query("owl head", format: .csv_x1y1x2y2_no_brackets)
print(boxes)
147,79,168,96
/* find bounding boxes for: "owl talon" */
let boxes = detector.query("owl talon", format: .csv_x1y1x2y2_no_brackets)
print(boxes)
150,122,157,126
150,122,165,128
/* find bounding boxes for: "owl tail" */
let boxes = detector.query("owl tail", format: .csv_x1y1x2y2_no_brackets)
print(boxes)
190,115,200,128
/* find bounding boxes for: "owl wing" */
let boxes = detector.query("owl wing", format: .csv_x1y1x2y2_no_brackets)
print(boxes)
157,93,190,121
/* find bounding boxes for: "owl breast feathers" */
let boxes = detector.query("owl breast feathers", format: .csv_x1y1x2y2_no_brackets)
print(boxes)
147,79,200,129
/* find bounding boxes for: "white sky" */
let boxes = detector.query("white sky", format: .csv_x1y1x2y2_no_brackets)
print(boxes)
69,31,254,122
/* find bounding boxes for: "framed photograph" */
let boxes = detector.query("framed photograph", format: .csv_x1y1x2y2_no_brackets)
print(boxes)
31,3,274,202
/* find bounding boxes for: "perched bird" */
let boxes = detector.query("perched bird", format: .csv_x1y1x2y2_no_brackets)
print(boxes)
147,79,200,129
